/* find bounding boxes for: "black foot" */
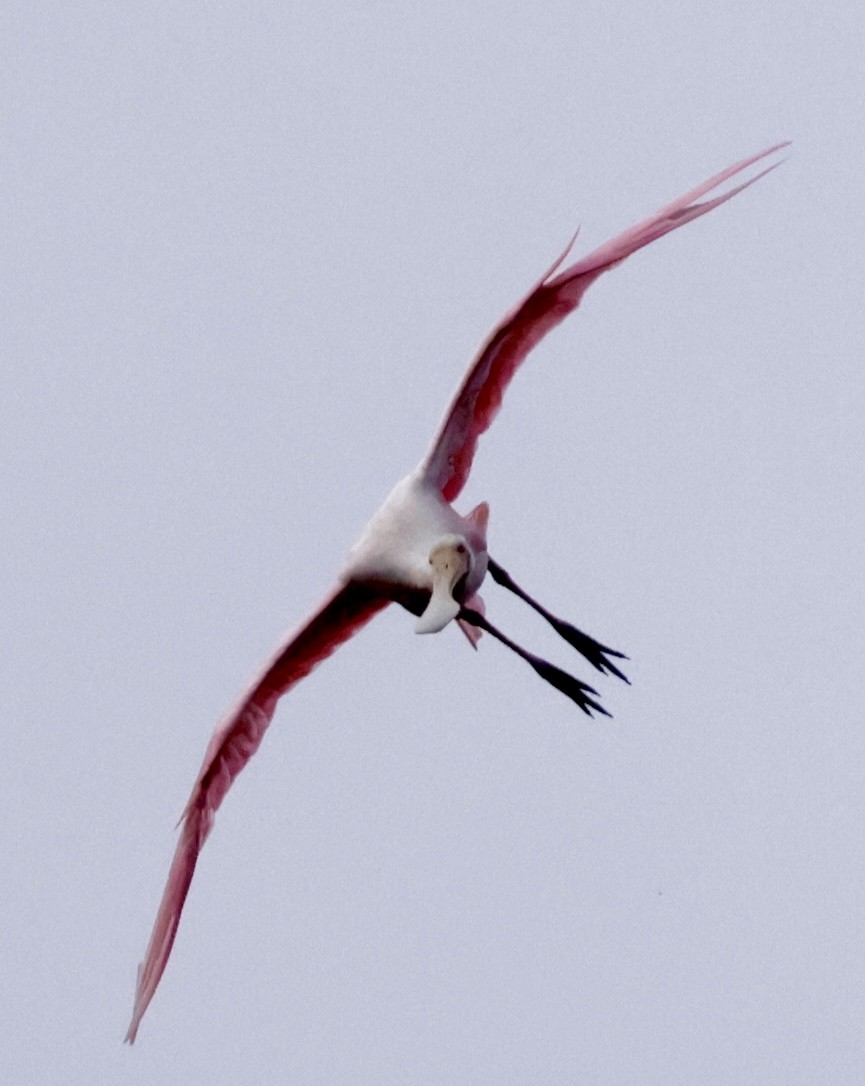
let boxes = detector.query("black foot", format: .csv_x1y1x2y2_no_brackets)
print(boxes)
528,657,611,718
486,558,629,683
458,606,610,719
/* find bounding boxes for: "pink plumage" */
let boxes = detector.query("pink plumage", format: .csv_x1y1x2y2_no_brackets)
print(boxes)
127,144,786,1041
125,583,386,1043
422,144,787,503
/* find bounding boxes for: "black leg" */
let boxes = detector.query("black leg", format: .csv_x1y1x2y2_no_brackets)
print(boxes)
458,607,611,719
486,558,629,683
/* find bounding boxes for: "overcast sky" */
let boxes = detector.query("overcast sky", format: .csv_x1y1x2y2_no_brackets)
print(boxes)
3,3,863,1084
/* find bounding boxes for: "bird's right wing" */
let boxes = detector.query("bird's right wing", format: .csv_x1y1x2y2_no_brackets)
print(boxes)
126,579,388,1043
420,143,788,503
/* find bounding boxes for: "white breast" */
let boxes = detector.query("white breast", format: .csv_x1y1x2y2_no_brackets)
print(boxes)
342,470,482,592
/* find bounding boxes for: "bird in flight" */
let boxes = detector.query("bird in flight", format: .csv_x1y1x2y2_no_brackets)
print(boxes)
126,143,786,1041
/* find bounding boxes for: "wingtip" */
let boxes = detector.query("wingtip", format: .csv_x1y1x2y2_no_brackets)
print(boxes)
758,139,792,157
123,960,145,1043
124,1005,142,1045
669,140,791,218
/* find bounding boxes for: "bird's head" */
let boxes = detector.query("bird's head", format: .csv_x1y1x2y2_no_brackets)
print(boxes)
415,535,471,634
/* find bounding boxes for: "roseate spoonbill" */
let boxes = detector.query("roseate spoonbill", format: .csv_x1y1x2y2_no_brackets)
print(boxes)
126,144,786,1041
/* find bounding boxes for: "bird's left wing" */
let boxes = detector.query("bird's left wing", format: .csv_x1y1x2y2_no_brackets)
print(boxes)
420,143,787,502
126,580,387,1042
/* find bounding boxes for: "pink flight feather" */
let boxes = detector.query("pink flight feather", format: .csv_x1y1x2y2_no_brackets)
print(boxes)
421,143,788,503
125,582,387,1042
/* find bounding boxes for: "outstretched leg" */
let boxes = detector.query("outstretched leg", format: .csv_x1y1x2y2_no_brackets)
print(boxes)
486,558,629,683
458,606,611,719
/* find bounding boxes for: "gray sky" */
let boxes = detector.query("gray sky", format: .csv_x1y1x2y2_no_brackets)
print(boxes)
3,3,863,1083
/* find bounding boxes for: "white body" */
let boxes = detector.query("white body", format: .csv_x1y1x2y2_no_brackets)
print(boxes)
342,469,489,602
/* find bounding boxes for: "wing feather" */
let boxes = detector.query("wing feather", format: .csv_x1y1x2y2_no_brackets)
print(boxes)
421,143,788,501
126,580,387,1042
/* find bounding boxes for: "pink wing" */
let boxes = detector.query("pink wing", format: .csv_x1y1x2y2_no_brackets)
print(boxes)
126,580,387,1042
421,143,788,502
